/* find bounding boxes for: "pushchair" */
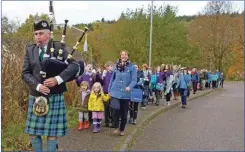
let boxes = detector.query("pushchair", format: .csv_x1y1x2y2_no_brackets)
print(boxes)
141,78,151,109
128,82,143,124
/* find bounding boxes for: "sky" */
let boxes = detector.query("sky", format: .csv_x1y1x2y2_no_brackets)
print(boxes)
2,1,244,25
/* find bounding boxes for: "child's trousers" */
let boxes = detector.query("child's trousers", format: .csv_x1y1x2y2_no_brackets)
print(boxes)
79,112,89,121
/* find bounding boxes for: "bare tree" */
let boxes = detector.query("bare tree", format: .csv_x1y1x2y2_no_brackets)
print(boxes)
202,1,233,15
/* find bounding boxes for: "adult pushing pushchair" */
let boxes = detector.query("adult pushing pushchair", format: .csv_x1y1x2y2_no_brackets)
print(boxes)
141,77,151,110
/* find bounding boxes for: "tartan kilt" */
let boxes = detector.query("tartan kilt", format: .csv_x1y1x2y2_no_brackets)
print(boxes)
25,93,68,137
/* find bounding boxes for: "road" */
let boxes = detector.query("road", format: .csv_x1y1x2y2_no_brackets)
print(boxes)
130,82,244,151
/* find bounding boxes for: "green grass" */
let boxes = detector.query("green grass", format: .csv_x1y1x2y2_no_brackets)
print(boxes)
2,105,78,151
66,106,79,128
2,122,30,151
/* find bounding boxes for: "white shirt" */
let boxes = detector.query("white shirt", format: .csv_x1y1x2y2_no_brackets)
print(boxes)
39,45,47,55
36,45,64,92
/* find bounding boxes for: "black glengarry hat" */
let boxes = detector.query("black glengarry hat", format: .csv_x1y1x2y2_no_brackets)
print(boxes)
34,20,50,31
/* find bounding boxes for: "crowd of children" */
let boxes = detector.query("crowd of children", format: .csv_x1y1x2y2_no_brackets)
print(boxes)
72,62,224,134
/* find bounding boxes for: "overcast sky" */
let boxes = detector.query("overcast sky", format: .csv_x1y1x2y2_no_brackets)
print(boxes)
2,1,244,25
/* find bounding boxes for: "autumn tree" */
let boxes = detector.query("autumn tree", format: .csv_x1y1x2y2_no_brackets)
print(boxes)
227,13,244,80
103,4,195,67
188,1,241,72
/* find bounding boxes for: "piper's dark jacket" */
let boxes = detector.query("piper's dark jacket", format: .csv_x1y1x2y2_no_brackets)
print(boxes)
22,41,79,96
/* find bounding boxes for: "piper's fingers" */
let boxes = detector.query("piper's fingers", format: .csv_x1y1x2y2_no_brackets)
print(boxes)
43,81,48,86
43,81,52,86
42,87,50,93
44,78,53,83
50,81,57,87
40,90,48,95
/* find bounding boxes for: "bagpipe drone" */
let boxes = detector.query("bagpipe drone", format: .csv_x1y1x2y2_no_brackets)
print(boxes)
39,2,88,83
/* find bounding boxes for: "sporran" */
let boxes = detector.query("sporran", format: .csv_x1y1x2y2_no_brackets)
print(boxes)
33,96,49,117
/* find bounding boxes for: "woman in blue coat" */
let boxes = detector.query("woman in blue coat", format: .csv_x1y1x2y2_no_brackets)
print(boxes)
109,50,137,136
177,67,191,108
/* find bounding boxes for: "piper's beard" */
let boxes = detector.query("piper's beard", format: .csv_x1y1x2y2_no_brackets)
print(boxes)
36,41,43,47
36,39,49,47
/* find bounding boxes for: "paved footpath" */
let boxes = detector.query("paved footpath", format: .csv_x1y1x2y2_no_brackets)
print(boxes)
130,82,244,151
58,95,175,151
54,85,218,151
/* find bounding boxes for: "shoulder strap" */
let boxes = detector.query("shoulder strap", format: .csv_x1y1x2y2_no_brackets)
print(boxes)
129,65,132,78
112,66,117,79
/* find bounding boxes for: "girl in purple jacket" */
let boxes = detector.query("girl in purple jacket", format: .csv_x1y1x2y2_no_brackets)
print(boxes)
102,61,114,127
75,63,102,125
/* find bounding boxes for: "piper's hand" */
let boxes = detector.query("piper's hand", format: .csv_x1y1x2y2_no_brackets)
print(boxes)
44,77,58,88
125,87,130,92
39,84,50,95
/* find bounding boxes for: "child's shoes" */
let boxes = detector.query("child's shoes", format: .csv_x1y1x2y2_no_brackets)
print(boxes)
78,122,83,131
84,121,89,129
97,124,101,132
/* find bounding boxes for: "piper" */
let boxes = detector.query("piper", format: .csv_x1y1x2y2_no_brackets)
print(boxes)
21,19,83,152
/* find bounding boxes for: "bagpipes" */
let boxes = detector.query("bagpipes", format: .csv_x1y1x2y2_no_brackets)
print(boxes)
39,10,88,82
33,2,88,117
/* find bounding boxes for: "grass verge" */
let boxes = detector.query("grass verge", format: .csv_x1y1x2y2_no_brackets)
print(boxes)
2,105,78,151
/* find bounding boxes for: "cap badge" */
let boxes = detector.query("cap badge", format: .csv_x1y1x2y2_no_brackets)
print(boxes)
42,22,47,27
